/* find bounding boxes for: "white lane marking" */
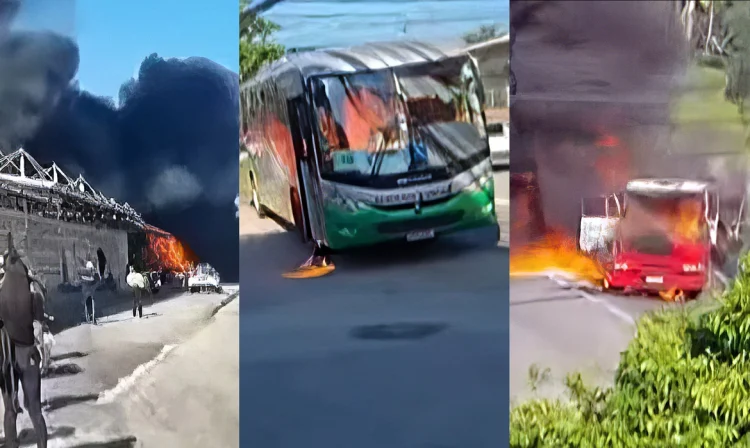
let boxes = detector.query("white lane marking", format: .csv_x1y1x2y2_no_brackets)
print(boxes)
578,289,637,328
548,274,637,327
714,270,729,287
96,344,176,404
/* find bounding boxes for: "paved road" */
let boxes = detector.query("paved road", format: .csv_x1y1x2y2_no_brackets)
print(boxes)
509,275,668,402
9,286,239,447
494,169,509,247
240,173,509,448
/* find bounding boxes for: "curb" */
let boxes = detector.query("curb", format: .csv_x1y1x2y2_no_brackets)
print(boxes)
210,290,239,318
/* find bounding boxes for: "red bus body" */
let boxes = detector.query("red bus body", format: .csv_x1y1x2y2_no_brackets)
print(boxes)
579,179,719,297
604,239,709,295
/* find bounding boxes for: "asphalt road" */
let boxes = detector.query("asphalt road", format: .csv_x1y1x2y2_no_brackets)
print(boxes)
495,169,509,247
509,275,669,403
241,170,509,448
8,286,239,447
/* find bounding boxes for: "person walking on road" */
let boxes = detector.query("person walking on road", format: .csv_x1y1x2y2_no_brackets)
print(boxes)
126,266,147,318
80,260,100,324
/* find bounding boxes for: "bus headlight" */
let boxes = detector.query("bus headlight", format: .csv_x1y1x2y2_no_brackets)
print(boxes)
614,263,628,271
683,263,704,272
451,173,490,193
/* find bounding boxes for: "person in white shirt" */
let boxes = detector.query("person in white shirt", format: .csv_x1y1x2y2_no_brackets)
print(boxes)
80,261,100,324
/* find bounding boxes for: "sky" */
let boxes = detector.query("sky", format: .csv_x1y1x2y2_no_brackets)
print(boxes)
264,0,509,50
15,0,238,100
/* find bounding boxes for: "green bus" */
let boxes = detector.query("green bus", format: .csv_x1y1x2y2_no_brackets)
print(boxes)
240,41,498,252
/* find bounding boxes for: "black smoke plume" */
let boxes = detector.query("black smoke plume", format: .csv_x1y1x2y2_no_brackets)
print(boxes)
510,0,694,239
0,15,240,282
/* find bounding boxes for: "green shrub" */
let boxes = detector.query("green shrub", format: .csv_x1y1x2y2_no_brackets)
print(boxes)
510,252,750,447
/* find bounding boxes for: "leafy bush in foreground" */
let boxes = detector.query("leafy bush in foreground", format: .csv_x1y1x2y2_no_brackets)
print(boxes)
510,254,750,447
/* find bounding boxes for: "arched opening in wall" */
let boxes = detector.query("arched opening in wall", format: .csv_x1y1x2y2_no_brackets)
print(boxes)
96,248,107,278
60,247,68,283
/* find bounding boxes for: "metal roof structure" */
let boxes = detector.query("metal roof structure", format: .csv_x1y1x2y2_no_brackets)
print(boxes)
243,40,460,97
454,34,509,56
0,148,144,226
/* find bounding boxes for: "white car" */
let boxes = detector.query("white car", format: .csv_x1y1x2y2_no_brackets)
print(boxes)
188,263,222,293
488,121,509,168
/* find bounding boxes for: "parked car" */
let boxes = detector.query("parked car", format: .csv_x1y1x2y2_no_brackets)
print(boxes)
488,121,509,168
188,263,222,293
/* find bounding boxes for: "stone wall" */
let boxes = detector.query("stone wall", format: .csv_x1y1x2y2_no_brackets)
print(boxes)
0,209,129,304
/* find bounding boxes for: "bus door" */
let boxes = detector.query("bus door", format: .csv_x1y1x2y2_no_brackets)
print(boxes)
578,194,622,261
293,93,328,245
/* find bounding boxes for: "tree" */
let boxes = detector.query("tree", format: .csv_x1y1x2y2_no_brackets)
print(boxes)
680,1,728,56
721,2,750,108
463,24,505,45
239,1,285,83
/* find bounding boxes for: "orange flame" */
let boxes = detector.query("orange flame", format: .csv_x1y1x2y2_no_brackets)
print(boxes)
658,287,685,302
623,196,704,244
145,233,192,272
510,228,605,284
671,200,703,242
509,133,630,285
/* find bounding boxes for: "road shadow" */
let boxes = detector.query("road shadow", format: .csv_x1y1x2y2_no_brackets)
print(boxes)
64,436,137,448
0,425,75,446
45,363,84,379
97,312,161,325
47,289,184,335
50,351,88,362
43,393,99,412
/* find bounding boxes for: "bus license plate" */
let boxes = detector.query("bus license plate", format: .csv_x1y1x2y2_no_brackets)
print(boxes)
407,229,435,242
645,276,663,284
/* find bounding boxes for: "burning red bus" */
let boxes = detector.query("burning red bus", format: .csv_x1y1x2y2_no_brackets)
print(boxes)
577,178,741,300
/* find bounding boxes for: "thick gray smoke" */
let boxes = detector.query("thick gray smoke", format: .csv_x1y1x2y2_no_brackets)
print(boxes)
510,0,745,240
0,2,78,151
24,56,240,282
0,3,240,281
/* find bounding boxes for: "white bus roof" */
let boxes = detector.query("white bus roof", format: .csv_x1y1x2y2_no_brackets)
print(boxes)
626,178,710,195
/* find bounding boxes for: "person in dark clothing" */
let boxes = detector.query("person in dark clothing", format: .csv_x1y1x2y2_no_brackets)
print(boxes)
0,233,47,448
80,261,100,324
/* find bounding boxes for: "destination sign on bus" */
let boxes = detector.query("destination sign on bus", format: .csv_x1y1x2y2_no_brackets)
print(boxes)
372,184,452,206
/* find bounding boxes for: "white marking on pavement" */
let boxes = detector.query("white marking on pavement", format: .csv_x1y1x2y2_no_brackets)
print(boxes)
548,274,637,327
512,270,579,280
714,270,729,288
96,344,176,404
577,289,637,327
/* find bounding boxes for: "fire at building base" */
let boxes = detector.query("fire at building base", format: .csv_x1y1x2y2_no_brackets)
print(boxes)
0,149,199,326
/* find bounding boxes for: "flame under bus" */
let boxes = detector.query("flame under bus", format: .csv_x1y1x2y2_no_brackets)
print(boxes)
579,178,716,299
240,41,497,251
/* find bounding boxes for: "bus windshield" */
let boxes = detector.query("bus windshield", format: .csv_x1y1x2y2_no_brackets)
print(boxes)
312,58,487,184
620,193,706,254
